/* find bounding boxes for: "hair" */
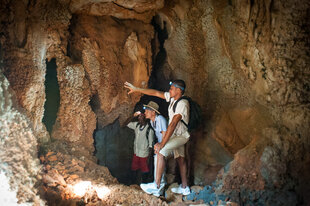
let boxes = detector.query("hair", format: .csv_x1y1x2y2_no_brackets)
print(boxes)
134,103,144,113
172,79,186,94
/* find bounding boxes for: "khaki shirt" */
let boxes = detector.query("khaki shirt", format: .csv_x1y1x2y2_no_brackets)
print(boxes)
127,122,154,158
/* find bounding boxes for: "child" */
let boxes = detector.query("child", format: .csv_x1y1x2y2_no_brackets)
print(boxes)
127,111,155,184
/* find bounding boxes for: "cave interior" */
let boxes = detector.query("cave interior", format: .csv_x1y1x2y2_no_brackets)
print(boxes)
0,0,309,205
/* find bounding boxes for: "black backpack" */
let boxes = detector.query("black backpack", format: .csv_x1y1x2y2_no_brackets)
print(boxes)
173,96,202,132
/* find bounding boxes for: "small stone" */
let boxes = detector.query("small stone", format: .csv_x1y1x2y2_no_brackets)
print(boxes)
166,183,182,202
71,159,77,165
191,185,204,193
39,156,45,163
42,175,57,186
48,155,57,161
69,174,79,179
226,201,239,206
46,151,54,157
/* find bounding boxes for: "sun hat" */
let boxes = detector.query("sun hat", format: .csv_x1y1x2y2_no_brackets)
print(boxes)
143,101,160,114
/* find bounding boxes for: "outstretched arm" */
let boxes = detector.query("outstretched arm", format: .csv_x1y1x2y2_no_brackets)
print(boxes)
124,81,165,99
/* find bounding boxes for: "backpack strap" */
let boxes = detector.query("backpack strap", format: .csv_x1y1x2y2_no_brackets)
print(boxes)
146,126,151,141
146,124,155,147
172,97,185,113
172,96,189,128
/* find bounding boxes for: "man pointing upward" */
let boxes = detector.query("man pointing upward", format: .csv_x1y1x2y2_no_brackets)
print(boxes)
124,80,191,196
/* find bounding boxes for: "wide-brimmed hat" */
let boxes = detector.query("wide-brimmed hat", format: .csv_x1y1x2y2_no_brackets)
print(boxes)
143,101,160,114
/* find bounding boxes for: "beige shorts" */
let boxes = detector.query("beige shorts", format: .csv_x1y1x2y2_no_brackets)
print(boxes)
159,134,189,158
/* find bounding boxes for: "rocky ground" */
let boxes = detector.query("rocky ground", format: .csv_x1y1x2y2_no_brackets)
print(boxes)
39,140,165,205
39,140,238,206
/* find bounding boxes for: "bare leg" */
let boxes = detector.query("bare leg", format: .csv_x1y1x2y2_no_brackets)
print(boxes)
176,157,188,188
155,153,165,187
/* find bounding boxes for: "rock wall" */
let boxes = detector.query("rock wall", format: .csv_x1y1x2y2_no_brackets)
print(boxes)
0,72,44,204
67,14,155,128
69,0,164,23
211,0,310,204
0,0,52,144
0,0,309,205
0,0,164,203
0,0,163,155
153,0,310,204
51,64,96,155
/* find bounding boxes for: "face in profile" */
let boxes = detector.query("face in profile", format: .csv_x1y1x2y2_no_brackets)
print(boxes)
169,85,178,98
144,109,152,120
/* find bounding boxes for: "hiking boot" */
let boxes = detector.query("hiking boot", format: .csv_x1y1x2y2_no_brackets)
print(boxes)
171,184,191,195
140,182,165,197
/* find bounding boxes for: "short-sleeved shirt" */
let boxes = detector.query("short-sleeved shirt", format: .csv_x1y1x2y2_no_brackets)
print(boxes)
164,92,190,138
127,122,155,158
150,115,167,143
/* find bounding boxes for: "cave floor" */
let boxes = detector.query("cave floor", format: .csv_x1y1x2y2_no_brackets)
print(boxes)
39,140,237,206
39,140,184,205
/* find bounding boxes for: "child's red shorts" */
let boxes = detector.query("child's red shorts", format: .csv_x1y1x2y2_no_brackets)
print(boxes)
131,154,149,173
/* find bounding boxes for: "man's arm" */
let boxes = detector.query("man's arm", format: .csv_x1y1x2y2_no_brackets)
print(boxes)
161,131,166,140
124,82,165,99
154,114,182,153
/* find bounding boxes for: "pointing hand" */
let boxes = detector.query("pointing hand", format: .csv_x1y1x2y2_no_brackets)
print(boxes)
124,82,137,94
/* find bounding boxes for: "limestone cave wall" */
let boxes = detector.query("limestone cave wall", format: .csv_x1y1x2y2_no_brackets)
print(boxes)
154,0,310,204
0,72,44,204
0,0,309,205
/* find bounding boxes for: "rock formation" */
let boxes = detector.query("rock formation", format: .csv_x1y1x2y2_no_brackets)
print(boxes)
0,72,44,205
0,0,309,205
155,0,309,204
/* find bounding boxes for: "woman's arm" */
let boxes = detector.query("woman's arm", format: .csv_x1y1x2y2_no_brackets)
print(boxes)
122,111,140,127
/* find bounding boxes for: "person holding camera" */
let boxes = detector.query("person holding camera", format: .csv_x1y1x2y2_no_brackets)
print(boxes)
126,110,155,184
124,80,191,196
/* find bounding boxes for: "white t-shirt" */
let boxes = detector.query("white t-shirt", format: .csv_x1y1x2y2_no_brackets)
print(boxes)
164,92,190,138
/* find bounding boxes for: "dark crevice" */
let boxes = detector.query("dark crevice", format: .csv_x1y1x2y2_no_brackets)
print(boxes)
0,42,3,68
134,16,172,118
67,14,82,63
149,16,169,91
89,93,100,159
94,118,136,185
111,16,125,26
89,93,137,185
89,93,100,112
43,58,60,135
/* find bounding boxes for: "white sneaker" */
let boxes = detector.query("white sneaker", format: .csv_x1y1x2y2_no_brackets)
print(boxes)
140,182,165,197
171,184,191,195
140,182,154,194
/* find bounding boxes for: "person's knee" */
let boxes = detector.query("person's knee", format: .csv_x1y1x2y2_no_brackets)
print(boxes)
157,153,165,160
158,151,167,159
